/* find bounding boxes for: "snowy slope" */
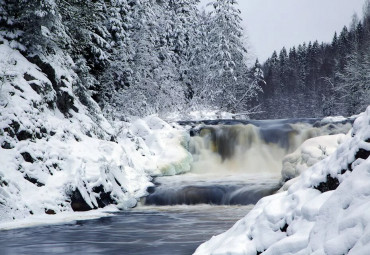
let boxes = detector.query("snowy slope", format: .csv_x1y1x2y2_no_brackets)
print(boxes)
0,42,191,225
194,105,370,255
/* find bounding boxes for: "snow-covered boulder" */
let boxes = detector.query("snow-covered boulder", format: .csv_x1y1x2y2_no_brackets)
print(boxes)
117,116,192,177
281,133,348,182
194,105,370,255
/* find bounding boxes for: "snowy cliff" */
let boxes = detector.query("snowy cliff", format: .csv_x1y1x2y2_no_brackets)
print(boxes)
0,42,191,225
195,105,370,255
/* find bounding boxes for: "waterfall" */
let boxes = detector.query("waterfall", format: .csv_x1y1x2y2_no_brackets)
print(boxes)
188,119,352,175
144,118,353,206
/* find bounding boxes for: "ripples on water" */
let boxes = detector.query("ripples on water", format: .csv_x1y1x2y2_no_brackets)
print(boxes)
0,204,254,255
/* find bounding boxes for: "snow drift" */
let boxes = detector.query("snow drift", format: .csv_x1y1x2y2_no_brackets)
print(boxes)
194,105,370,255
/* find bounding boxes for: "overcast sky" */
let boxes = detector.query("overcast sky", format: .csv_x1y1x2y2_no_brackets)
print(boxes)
199,0,366,62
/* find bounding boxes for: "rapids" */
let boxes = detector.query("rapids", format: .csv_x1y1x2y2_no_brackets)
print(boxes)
144,118,352,207
186,118,352,175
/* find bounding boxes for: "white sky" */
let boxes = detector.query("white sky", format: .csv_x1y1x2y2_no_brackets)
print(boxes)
199,0,366,61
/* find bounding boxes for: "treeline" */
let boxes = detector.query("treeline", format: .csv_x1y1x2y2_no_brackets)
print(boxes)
259,1,370,119
0,0,261,120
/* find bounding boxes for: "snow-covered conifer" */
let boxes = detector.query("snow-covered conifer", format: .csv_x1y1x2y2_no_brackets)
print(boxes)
203,0,250,111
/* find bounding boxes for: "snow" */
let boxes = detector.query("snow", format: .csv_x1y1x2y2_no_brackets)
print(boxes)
0,206,118,231
0,42,191,227
0,36,365,251
194,105,370,255
165,109,236,122
321,115,358,124
281,133,348,182
127,117,192,176
187,110,234,121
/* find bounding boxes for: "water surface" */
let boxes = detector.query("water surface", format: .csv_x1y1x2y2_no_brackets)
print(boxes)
0,205,253,255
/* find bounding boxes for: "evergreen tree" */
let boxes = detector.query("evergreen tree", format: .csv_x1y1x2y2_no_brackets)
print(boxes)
0,0,25,50
188,10,212,109
336,49,370,115
206,0,249,111
0,0,263,119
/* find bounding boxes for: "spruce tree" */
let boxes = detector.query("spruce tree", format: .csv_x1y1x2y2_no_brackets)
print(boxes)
206,0,248,111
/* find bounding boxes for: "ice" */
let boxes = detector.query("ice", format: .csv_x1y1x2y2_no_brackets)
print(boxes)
0,206,119,231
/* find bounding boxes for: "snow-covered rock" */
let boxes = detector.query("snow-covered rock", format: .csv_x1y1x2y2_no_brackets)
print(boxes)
194,105,370,255
281,133,348,182
0,42,191,225
127,116,192,176
165,109,235,122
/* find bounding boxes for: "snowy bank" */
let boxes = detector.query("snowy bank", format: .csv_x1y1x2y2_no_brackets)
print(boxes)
194,105,370,255
0,42,191,226
281,133,348,182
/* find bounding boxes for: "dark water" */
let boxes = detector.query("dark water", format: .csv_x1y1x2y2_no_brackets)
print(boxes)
0,205,252,255
145,176,280,206
0,175,280,255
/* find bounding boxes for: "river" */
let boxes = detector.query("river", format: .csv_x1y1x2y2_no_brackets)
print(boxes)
0,118,352,254
0,196,259,254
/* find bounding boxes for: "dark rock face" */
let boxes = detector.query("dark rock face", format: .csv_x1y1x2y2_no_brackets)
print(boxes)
29,82,42,94
45,209,56,215
17,130,33,141
13,85,24,93
4,121,20,138
341,146,370,174
280,223,289,232
29,56,57,88
3,127,15,138
23,73,36,82
341,168,350,175
29,55,78,115
92,185,116,208
56,91,76,115
24,174,45,187
355,149,370,160
189,129,197,137
69,185,116,211
146,186,156,194
1,141,13,149
70,188,93,212
0,177,8,187
21,152,35,163
314,175,340,193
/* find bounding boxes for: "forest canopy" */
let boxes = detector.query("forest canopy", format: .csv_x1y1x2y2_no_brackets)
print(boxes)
0,0,368,120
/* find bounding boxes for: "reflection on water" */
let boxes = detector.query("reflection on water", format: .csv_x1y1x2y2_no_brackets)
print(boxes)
0,205,252,255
